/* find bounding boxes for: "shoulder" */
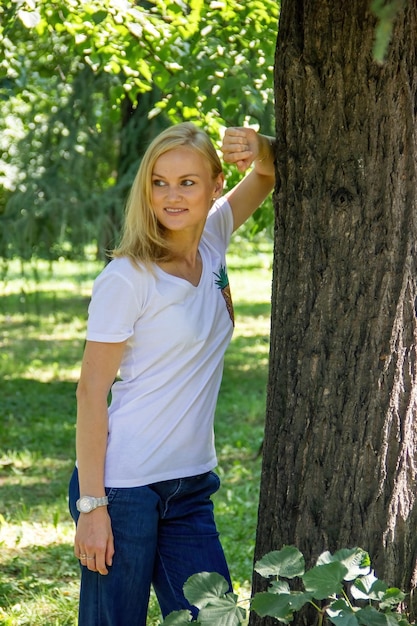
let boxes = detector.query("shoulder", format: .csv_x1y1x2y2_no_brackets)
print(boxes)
91,257,154,306
205,196,233,243
94,257,148,286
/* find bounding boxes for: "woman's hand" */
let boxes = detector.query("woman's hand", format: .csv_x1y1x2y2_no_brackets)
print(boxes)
221,127,261,172
221,126,274,174
221,127,275,231
74,507,114,575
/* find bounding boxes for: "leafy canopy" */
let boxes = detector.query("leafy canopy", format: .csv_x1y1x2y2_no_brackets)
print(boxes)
0,0,278,260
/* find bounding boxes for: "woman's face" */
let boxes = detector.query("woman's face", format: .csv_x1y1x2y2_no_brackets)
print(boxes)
151,146,223,235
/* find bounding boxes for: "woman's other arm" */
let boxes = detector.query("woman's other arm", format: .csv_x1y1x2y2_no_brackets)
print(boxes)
74,339,126,575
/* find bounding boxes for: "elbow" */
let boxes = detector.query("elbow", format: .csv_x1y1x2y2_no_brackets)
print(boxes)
76,378,108,407
76,378,87,404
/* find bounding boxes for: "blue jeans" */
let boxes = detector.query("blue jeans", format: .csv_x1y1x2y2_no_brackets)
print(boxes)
68,467,231,626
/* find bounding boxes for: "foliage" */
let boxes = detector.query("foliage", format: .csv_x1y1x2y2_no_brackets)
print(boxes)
0,0,278,260
161,546,413,625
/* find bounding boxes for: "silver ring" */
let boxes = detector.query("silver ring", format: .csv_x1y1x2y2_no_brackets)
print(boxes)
79,554,87,559
86,556,95,560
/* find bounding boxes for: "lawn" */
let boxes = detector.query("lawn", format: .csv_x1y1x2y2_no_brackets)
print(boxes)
0,239,272,625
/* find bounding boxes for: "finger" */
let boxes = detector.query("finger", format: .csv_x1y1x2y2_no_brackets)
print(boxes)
85,554,99,573
95,552,110,576
106,535,115,568
223,127,248,141
236,159,249,172
223,149,254,166
222,144,251,159
221,135,248,152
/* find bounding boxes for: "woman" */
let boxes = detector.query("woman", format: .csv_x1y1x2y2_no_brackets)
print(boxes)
69,122,275,625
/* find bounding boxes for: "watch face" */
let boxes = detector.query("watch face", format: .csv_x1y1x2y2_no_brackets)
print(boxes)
79,496,94,513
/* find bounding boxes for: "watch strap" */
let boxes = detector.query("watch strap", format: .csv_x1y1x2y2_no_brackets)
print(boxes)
94,496,109,507
76,495,109,513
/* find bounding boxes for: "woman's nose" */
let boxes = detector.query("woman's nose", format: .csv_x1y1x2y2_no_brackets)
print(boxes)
166,185,182,201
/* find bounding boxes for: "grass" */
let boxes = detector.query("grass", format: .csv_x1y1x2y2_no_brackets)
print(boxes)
0,239,272,625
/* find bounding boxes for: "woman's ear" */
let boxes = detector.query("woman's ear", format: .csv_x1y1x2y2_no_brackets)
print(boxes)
213,173,225,199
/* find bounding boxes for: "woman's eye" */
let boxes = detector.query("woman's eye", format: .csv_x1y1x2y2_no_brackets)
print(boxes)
182,180,195,187
152,179,166,187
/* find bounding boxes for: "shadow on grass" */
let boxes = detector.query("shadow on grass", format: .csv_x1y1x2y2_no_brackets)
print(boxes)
1,379,77,520
1,379,76,450
0,291,90,318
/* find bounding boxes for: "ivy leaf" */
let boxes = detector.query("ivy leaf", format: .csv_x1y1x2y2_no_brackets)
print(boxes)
317,548,370,581
288,591,314,612
357,605,401,625
251,592,294,622
255,545,305,579
327,599,360,625
352,573,404,611
352,572,386,601
303,562,348,599
378,587,406,611
251,589,312,622
183,572,230,610
198,595,246,626
327,606,360,626
160,610,194,625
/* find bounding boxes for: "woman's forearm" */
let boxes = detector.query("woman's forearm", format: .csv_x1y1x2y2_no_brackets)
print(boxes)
76,392,109,497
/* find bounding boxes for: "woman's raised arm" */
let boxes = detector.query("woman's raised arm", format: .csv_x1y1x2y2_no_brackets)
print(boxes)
221,127,276,231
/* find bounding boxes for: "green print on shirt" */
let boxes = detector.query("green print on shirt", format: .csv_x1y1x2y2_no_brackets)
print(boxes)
214,265,235,326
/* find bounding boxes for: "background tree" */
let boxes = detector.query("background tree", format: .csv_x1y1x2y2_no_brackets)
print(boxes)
0,0,278,260
251,1,417,624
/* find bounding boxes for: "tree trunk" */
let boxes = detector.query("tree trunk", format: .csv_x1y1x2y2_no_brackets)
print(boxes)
250,1,417,624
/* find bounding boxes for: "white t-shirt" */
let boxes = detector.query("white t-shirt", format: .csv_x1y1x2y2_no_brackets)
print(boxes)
85,197,235,487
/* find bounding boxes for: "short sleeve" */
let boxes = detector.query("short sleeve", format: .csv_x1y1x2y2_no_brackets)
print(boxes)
86,266,143,343
205,197,234,248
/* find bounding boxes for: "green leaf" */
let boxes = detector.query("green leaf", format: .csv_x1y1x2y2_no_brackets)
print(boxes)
183,572,230,610
91,10,108,25
160,610,194,625
303,562,348,599
251,592,294,622
397,616,412,626
317,548,370,581
327,606,360,626
351,573,404,609
327,599,360,625
357,605,401,625
288,591,314,612
251,589,312,622
198,595,246,625
379,587,406,610
255,546,305,579
351,571,384,601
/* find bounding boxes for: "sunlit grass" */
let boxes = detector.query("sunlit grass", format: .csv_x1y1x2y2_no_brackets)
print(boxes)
0,241,272,625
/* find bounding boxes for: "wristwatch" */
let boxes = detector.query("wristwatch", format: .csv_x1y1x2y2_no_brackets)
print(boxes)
76,495,109,513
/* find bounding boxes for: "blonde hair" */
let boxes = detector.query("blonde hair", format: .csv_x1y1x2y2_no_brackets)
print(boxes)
112,122,223,264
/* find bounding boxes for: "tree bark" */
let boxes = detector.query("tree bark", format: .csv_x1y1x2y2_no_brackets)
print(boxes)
250,1,417,624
